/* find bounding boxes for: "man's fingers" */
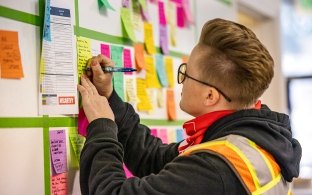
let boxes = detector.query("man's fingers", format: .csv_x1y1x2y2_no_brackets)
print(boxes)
84,75,99,95
96,54,115,67
80,75,94,95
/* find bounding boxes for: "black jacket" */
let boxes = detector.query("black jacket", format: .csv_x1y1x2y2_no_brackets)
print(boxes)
80,90,302,195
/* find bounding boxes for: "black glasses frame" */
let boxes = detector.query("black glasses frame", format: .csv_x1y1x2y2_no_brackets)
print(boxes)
177,63,232,102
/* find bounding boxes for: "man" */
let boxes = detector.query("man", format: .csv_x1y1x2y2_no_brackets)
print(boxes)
78,18,301,195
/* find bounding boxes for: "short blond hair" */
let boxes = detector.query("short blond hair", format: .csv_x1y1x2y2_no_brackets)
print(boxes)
198,18,274,108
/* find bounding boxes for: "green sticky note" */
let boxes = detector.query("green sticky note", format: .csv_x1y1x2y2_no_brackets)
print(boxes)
99,0,116,11
120,8,136,42
111,45,125,100
68,127,85,169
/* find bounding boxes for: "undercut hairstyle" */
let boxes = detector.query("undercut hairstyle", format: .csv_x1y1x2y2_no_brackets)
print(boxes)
198,18,274,109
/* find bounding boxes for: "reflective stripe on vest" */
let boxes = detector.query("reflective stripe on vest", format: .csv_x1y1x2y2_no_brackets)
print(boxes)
180,135,291,195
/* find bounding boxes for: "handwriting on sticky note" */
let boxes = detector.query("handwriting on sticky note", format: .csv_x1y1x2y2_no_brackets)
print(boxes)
145,56,161,88
123,48,133,75
77,37,91,79
0,30,24,79
51,173,68,195
164,57,174,88
136,78,153,111
134,43,145,71
50,130,67,175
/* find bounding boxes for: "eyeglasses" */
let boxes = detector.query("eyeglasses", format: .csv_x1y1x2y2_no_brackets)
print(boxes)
177,63,232,102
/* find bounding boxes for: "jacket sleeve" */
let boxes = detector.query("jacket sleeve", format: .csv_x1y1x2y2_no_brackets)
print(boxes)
79,118,236,195
107,90,179,176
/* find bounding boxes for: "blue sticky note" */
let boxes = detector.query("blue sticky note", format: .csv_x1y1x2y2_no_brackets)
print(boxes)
155,54,168,87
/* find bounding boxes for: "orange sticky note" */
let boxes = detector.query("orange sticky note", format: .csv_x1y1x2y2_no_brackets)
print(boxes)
167,89,177,121
134,43,146,71
0,30,24,79
51,173,68,195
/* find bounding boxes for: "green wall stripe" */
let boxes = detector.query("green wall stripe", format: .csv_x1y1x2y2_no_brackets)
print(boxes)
74,0,80,36
0,117,182,127
43,116,51,195
75,26,187,58
0,6,41,26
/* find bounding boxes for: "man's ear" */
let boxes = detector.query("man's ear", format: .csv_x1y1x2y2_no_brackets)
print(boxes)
204,87,220,106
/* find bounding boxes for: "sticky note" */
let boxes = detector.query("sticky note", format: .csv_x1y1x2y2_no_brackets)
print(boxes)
134,43,146,71
50,130,67,175
158,1,167,25
136,78,153,111
101,43,110,58
77,37,91,79
51,173,68,195
123,48,133,75
111,45,125,100
167,128,177,143
145,56,161,88
177,5,185,28
166,89,177,120
159,25,169,54
122,0,130,7
167,1,177,46
69,127,85,168
182,55,189,63
120,8,136,42
155,54,168,87
176,128,185,142
151,128,158,137
144,22,156,54
43,0,51,41
0,30,24,79
125,77,137,103
98,0,115,11
158,129,168,143
182,0,193,24
164,57,174,88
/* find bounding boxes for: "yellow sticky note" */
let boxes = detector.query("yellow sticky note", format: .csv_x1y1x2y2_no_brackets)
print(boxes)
165,57,174,88
0,30,24,79
125,77,137,103
167,2,177,46
145,56,161,88
77,37,91,79
144,22,156,54
167,89,177,121
136,78,153,112
120,8,136,42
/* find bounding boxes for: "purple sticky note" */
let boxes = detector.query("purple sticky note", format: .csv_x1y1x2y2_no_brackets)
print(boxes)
50,130,67,175
78,108,89,137
159,25,169,54
122,0,130,7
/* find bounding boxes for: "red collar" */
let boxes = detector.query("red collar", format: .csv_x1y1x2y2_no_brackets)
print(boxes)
178,110,234,153
178,100,262,153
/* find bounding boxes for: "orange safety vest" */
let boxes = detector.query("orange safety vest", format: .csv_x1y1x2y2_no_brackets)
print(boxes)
180,135,292,195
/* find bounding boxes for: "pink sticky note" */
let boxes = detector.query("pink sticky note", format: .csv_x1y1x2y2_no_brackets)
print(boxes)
51,173,68,195
123,164,133,178
101,43,110,58
177,5,185,28
182,0,193,24
151,128,158,137
158,129,168,144
171,0,182,4
123,48,133,75
158,1,167,25
122,0,130,7
50,130,67,175
159,25,169,54
78,108,89,137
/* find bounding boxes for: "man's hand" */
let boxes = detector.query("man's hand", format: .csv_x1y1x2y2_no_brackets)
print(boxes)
78,75,114,123
86,54,114,98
